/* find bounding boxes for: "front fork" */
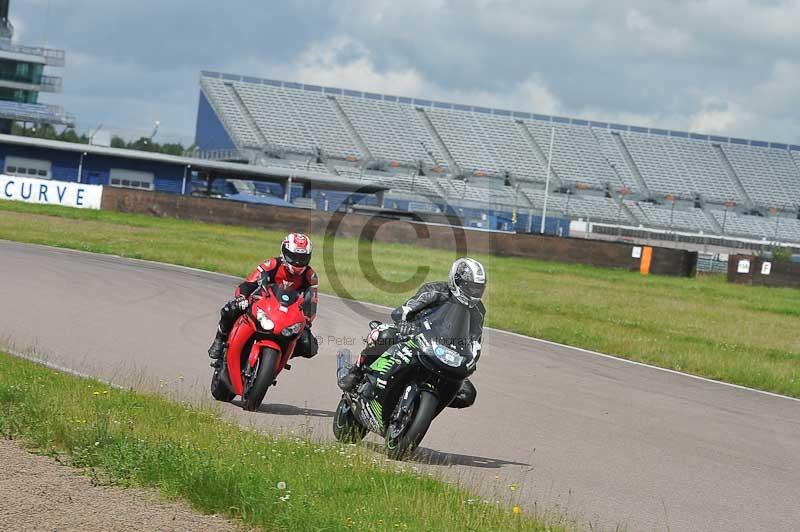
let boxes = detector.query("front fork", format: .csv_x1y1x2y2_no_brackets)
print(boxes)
387,383,421,439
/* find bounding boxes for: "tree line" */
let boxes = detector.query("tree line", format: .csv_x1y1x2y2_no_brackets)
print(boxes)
11,123,191,157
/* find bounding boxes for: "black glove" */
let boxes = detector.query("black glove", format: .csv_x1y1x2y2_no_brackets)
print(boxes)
396,320,415,337
228,295,249,311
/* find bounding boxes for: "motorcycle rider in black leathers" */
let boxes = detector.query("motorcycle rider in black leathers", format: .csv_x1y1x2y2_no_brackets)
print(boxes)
339,257,486,409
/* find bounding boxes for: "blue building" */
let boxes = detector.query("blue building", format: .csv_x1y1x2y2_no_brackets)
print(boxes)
0,134,387,201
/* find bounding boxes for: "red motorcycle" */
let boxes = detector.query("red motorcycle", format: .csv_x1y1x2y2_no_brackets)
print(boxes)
210,283,307,411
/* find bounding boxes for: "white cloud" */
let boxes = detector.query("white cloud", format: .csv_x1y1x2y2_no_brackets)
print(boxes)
685,60,800,140
444,77,562,115
290,37,428,96
12,0,800,143
686,0,800,45
752,60,800,113
624,9,694,57
8,16,25,41
271,35,563,115
689,97,753,136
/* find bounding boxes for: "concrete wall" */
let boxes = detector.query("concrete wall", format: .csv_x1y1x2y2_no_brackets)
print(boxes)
102,188,698,277
727,254,800,288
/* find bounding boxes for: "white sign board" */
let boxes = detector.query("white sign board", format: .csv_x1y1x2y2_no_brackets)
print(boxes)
632,246,642,258
737,259,751,274
761,262,772,275
0,175,103,210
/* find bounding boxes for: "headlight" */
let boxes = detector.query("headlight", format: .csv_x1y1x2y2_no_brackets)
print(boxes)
256,308,274,331
281,322,304,337
426,343,464,367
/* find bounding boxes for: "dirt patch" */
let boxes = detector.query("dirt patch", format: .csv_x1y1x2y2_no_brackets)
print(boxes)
0,438,238,532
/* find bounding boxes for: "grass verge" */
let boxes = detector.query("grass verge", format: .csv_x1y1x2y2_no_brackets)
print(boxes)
0,200,798,398
0,351,566,532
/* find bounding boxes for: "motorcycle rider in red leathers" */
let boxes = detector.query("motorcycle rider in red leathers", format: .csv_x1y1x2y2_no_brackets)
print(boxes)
207,233,319,361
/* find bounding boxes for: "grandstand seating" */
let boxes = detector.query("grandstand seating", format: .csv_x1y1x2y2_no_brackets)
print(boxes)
198,72,800,243
666,137,741,203
590,129,642,193
427,108,500,174
719,144,794,208
708,207,781,239
632,202,715,233
525,120,619,190
472,114,546,182
336,96,431,164
620,133,696,199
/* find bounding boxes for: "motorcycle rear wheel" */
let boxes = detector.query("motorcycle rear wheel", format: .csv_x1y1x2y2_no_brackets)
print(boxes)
385,390,438,460
243,347,280,412
333,396,368,443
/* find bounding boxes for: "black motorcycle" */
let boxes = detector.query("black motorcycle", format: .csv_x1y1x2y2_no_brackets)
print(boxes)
333,301,477,459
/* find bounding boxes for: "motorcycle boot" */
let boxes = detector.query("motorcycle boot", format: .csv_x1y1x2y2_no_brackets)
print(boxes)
208,331,227,360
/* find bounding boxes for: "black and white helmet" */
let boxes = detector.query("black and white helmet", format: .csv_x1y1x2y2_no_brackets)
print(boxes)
448,258,486,307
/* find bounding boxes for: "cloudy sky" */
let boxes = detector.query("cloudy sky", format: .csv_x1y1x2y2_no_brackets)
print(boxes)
14,0,800,145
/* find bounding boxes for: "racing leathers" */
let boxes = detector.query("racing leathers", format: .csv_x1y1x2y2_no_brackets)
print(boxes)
208,257,319,360
354,281,483,408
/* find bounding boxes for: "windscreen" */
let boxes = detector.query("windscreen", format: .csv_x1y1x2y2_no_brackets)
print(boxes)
419,301,472,352
271,283,299,305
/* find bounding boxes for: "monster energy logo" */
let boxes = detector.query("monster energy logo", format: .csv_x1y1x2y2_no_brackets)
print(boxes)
370,356,395,374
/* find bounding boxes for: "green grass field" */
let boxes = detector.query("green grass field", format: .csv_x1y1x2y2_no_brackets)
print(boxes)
0,352,568,532
1,200,798,398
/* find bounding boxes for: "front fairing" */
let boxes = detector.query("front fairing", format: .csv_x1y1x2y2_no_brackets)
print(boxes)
249,285,306,337
226,285,306,396
415,337,475,380
414,302,477,379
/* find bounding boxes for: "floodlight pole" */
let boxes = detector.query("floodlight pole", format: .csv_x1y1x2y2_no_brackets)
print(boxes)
540,126,555,235
669,198,675,233
181,164,191,195
77,152,87,183
722,205,729,233
285,174,293,202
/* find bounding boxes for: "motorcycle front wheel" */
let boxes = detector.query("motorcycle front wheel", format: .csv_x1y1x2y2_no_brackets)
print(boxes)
333,396,368,443
385,390,438,460
243,347,280,412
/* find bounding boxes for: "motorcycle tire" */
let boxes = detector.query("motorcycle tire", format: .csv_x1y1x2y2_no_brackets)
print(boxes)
243,347,280,412
333,396,368,443
210,365,235,402
385,390,438,460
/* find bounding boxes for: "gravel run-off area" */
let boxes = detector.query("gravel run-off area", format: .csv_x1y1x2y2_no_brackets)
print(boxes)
0,438,239,532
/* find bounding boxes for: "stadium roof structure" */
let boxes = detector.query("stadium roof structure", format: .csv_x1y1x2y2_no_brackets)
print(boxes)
0,134,388,193
198,71,800,152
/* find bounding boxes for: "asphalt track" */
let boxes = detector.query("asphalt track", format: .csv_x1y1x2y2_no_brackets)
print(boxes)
1,240,798,532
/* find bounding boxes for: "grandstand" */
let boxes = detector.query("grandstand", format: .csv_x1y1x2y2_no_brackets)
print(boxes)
195,71,800,243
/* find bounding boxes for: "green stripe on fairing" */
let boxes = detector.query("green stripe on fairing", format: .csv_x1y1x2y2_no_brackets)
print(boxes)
370,399,383,421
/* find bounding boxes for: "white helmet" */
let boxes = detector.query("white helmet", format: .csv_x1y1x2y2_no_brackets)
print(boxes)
448,258,486,307
281,233,312,275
